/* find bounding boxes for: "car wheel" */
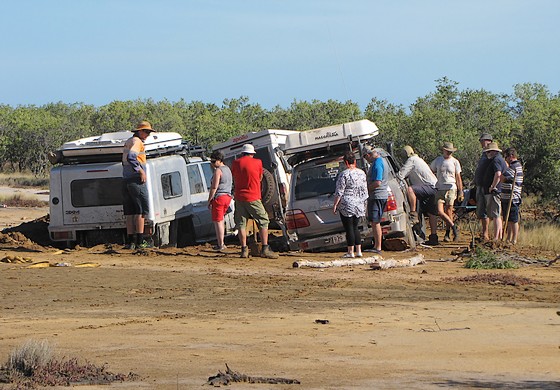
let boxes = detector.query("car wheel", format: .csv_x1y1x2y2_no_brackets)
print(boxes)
261,169,277,208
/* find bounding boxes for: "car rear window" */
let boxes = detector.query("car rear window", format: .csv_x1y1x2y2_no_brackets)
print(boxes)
294,160,343,200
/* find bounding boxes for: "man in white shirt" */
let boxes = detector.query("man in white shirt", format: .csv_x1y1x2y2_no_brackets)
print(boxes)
396,145,439,245
430,142,463,242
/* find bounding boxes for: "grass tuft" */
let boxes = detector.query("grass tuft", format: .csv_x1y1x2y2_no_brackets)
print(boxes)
465,246,518,269
1,339,139,388
0,173,48,188
7,339,53,377
0,193,48,207
519,223,560,252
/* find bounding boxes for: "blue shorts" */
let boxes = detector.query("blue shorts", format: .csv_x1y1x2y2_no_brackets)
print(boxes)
502,201,520,223
368,198,387,223
122,178,149,216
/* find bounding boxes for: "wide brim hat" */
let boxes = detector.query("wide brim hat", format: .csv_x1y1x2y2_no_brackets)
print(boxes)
479,133,493,141
361,145,374,156
134,120,155,132
442,142,457,152
484,142,501,153
241,144,256,154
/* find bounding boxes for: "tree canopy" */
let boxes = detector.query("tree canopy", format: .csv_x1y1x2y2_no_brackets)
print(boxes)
0,79,558,199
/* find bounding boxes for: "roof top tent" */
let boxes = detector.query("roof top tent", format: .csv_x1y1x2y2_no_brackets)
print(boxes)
283,119,379,155
213,129,299,160
49,131,187,165
282,120,379,167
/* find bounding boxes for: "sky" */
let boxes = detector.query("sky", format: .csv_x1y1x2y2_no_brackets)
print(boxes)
1,0,559,110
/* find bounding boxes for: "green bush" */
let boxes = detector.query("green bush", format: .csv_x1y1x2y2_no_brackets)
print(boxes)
465,246,518,269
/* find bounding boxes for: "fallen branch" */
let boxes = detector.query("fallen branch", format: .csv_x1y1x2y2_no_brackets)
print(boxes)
206,364,300,386
293,255,381,268
370,254,425,270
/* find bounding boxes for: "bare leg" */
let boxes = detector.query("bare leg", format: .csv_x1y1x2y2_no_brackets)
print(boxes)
407,187,417,213
213,221,225,247
437,201,454,227
259,227,269,246
492,216,503,241
428,214,438,236
373,222,382,251
133,215,144,234
480,217,489,240
238,228,247,247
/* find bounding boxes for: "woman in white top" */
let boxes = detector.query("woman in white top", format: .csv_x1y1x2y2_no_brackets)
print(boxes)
333,151,368,258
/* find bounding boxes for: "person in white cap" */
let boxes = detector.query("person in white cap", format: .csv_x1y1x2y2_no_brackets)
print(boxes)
231,144,278,259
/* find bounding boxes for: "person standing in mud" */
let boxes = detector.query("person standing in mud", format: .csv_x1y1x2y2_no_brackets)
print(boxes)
362,146,387,255
207,150,233,252
474,133,494,241
430,142,463,242
122,120,155,249
481,141,508,241
333,151,368,258
231,144,278,259
501,147,523,245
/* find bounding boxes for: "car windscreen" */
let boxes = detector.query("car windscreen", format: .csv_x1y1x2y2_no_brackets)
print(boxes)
293,159,344,200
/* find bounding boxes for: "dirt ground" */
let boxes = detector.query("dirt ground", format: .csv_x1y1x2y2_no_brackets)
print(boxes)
1,205,559,390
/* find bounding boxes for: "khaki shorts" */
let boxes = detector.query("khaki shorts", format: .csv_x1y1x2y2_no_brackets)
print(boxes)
435,189,457,206
234,200,270,230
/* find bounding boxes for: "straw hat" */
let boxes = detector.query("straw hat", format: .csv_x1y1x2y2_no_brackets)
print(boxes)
484,142,501,153
134,120,155,132
442,142,457,152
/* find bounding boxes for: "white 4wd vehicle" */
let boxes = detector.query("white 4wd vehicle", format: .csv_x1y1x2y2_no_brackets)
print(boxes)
48,131,235,247
282,120,415,252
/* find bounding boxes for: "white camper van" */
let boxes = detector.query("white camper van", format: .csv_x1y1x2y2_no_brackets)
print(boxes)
48,131,235,247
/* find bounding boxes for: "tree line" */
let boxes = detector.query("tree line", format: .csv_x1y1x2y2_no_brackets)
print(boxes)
0,77,559,199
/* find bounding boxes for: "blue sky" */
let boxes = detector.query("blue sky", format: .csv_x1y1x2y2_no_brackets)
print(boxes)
1,0,559,109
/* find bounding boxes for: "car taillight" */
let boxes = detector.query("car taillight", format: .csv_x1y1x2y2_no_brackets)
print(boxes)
285,209,310,229
385,194,397,212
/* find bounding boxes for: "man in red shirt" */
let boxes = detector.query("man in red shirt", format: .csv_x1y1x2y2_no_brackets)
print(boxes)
231,144,278,259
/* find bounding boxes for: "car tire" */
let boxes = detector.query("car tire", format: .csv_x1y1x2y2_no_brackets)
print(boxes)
261,169,277,208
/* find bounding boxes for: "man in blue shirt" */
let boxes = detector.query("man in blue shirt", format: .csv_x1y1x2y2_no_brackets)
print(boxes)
363,146,388,254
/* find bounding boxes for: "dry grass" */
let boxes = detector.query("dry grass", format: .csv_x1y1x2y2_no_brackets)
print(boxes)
1,339,138,388
0,193,47,207
0,173,48,188
519,223,560,252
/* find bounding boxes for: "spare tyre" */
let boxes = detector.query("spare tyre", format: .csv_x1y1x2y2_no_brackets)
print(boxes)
261,169,277,209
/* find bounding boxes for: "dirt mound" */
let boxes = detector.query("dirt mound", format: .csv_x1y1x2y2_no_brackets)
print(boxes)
1,214,52,249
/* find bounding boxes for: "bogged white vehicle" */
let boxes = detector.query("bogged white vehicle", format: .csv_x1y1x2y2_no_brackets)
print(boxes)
281,120,415,252
48,131,235,247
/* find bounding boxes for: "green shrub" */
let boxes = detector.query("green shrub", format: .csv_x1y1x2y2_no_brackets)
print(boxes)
465,246,518,269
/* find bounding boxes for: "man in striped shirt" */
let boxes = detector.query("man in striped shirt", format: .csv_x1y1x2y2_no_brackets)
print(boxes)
501,147,523,245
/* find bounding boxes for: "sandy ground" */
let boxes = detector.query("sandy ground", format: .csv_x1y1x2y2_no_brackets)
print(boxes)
1,205,559,390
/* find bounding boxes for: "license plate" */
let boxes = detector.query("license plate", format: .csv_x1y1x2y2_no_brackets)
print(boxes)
326,234,345,245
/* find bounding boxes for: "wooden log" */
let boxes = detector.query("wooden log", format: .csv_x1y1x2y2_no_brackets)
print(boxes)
293,255,382,268
371,254,425,270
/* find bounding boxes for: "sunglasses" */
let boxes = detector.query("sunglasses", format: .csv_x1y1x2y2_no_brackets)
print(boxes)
210,159,217,163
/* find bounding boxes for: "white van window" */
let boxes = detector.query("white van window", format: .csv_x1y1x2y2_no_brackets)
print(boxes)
161,171,183,199
187,164,205,194
201,162,213,190
71,178,123,207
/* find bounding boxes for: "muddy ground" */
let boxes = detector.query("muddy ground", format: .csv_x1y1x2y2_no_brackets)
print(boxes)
0,206,559,389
